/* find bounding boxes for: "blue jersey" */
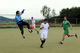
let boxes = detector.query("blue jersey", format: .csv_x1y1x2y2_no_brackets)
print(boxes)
15,12,23,24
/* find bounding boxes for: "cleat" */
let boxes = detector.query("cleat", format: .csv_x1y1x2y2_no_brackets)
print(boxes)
75,34,78,38
29,30,33,33
23,36,25,39
22,35,25,39
59,41,63,44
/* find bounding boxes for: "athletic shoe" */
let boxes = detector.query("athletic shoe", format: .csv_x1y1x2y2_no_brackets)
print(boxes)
29,30,33,33
59,41,63,44
37,31,39,34
75,34,78,38
40,45,43,48
22,35,25,39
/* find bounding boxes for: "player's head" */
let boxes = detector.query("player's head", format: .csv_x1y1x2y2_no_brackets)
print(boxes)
64,17,67,21
44,19,48,24
31,17,33,20
16,10,20,16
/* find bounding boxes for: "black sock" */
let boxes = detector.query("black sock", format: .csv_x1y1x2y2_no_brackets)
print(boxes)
41,40,46,46
21,30,24,35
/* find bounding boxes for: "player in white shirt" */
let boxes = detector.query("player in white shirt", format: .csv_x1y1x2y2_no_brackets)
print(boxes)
31,17,39,34
40,19,50,48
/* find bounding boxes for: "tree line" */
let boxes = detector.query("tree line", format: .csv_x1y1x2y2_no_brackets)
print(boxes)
40,5,80,23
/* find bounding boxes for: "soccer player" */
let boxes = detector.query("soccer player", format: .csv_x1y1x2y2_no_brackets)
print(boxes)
15,9,32,39
59,17,78,44
40,19,50,48
31,17,39,34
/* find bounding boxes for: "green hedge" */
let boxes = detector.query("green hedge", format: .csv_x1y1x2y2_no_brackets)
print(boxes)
0,24,80,29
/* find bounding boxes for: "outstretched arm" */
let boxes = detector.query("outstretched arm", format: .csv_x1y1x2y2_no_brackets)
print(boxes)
22,9,25,13
20,9,25,15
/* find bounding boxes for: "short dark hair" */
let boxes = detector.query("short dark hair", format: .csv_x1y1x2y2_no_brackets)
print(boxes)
16,11,19,15
64,16,67,18
44,19,48,21
31,17,33,18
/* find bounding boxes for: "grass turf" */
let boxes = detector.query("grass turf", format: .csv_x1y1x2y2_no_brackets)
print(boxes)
0,27,80,53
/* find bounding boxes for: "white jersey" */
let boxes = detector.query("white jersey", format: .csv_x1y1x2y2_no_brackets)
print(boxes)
32,19,35,25
40,22,49,34
32,19,36,29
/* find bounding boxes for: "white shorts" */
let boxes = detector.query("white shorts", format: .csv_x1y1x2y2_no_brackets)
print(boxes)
40,33,48,39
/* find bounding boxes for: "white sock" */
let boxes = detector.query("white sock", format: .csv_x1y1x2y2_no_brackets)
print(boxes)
28,29,31,31
61,41,63,43
74,34,75,36
22,34,24,36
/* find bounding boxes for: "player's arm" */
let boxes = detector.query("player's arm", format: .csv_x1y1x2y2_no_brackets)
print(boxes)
15,16,21,22
16,17,23,22
70,24,72,30
48,23,50,29
48,27,50,29
60,24,63,27
60,22,63,27
16,16,20,21
68,21,72,30
40,23,44,29
40,27,44,29
20,9,25,15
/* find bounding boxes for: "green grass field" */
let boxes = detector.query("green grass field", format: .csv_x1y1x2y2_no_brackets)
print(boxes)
0,27,80,53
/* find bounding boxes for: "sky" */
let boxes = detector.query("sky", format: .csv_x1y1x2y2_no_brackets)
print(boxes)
0,0,80,19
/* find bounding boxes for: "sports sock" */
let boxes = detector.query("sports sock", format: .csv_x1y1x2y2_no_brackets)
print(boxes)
28,29,31,31
41,40,46,46
22,34,24,36
74,34,75,36
61,41,63,43
68,35,70,37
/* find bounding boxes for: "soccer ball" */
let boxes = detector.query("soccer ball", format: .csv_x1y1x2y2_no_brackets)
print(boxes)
30,25,34,29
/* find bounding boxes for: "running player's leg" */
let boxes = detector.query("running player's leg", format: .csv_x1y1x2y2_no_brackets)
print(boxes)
35,29,39,34
33,24,39,34
18,24,25,39
42,33,48,46
40,33,45,48
40,33,47,48
67,33,78,38
59,34,66,44
34,28,39,34
60,29,68,44
62,34,66,41
62,34,66,43
22,21,32,33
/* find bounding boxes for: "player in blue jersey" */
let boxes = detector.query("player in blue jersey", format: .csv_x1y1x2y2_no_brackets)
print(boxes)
15,9,32,39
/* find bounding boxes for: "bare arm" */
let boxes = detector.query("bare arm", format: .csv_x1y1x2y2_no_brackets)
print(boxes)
48,27,50,29
48,23,50,29
60,24,63,27
40,27,44,30
70,24,72,30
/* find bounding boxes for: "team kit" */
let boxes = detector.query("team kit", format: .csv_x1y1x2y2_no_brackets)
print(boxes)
15,9,78,48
